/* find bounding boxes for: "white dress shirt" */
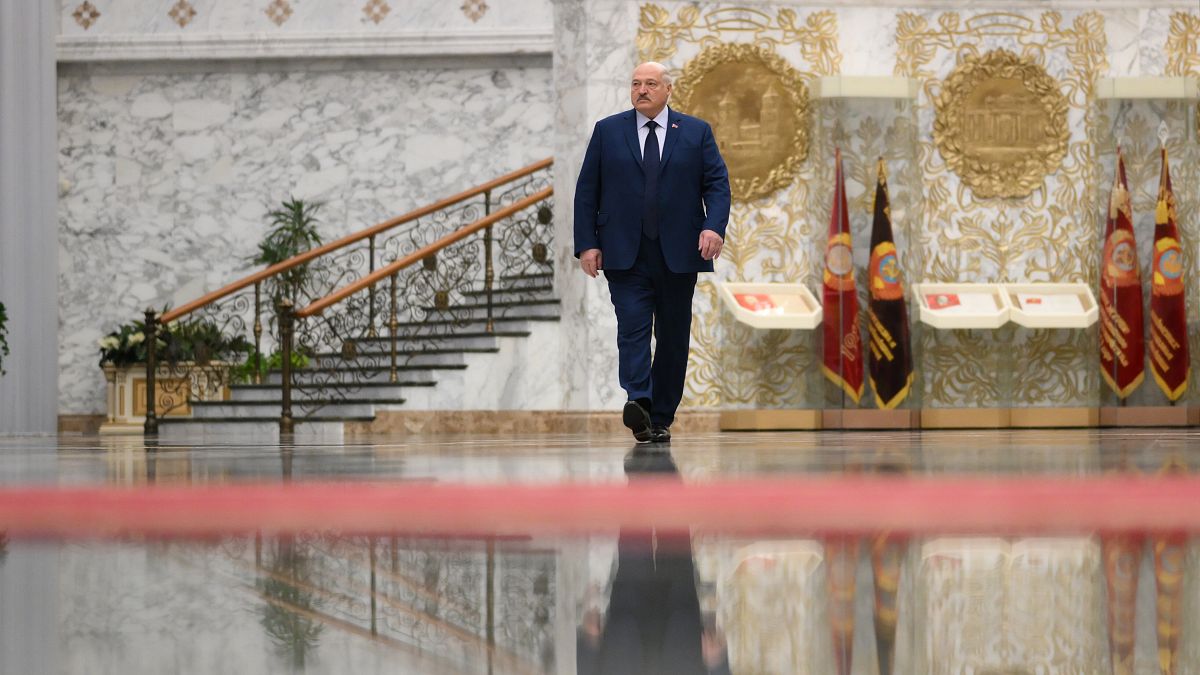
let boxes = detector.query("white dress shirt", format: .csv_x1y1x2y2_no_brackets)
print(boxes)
635,107,669,160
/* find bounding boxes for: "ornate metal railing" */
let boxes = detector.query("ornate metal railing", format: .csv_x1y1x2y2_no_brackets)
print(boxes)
279,186,554,432
142,158,553,434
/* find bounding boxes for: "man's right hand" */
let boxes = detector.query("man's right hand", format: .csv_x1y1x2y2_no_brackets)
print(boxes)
580,249,602,278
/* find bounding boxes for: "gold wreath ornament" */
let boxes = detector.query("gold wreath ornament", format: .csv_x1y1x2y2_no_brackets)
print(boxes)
673,42,812,202
933,49,1070,200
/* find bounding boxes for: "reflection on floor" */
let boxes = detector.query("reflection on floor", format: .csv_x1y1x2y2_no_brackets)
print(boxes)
0,428,1198,673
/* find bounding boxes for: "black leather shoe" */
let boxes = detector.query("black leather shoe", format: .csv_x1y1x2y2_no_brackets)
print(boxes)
650,425,671,443
622,400,652,443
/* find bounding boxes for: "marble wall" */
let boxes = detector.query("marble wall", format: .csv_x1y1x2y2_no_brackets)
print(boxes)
58,58,553,413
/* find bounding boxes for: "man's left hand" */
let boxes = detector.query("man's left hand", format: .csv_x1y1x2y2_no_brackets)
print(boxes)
699,230,724,261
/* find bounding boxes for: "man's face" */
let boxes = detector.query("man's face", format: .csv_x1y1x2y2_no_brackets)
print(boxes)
631,65,671,117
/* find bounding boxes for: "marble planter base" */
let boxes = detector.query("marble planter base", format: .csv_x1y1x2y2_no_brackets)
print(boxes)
100,363,231,435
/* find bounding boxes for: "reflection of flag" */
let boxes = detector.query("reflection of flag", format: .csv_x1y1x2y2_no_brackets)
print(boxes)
1103,534,1142,675
822,149,864,404
1099,151,1145,399
1155,458,1187,675
866,159,913,409
1149,147,1189,401
871,533,904,675
825,536,858,675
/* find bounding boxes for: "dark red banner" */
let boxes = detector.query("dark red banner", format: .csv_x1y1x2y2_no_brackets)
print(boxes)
1099,151,1145,399
1149,147,1189,402
822,149,864,404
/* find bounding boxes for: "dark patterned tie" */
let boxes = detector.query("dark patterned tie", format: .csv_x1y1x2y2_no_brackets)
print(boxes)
642,120,660,240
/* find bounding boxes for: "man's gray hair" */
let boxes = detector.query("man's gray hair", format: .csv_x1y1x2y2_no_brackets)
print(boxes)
637,61,673,85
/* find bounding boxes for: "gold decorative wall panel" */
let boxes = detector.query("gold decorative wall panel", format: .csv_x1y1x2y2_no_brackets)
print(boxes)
674,43,812,202
933,49,1070,199
633,5,1200,411
896,11,1107,408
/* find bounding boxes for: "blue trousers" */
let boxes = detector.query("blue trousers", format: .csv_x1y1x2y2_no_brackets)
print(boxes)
604,236,698,426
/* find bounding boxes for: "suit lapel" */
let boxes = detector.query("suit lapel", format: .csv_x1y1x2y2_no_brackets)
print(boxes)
622,112,644,174
658,110,682,176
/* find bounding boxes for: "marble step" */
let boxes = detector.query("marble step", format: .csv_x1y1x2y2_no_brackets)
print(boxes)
158,417,355,444
229,381,427,402
308,347,495,367
317,334,508,356
388,315,557,337
190,399,384,418
260,365,463,386
418,298,560,320
460,284,553,298
355,282,552,307
347,330,530,345
495,272,555,290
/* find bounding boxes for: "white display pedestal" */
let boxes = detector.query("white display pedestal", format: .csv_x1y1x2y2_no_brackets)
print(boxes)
912,283,1009,428
718,282,823,430
1003,283,1100,427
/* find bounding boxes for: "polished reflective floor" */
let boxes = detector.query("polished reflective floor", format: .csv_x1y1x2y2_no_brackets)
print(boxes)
1,429,1198,674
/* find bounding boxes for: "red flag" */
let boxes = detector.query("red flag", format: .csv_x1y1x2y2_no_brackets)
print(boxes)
822,149,864,404
1149,147,1189,401
1099,151,1145,399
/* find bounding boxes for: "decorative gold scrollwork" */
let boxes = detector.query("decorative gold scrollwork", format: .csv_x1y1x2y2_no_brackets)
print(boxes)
673,42,812,202
933,49,1070,199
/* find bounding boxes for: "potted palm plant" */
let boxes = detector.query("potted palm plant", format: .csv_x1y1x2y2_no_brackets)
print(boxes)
250,197,323,306
242,197,323,379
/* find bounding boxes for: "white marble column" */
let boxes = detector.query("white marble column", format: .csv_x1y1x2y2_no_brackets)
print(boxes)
0,1,58,434
550,0,639,412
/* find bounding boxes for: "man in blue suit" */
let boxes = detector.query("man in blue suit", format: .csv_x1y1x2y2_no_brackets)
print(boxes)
574,61,731,443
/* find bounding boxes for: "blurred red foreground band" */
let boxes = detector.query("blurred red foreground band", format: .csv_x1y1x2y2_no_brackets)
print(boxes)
1,476,1199,539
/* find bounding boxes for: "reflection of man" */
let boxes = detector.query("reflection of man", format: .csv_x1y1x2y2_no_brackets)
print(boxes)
574,61,731,444
576,450,731,675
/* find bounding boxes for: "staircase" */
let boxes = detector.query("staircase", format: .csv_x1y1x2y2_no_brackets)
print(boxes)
159,273,559,441
152,160,556,441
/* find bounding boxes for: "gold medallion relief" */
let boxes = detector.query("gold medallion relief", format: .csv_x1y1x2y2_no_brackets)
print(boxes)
673,43,811,202
933,49,1069,199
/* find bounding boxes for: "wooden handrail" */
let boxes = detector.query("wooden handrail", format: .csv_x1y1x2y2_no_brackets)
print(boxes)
160,157,553,324
296,186,553,319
